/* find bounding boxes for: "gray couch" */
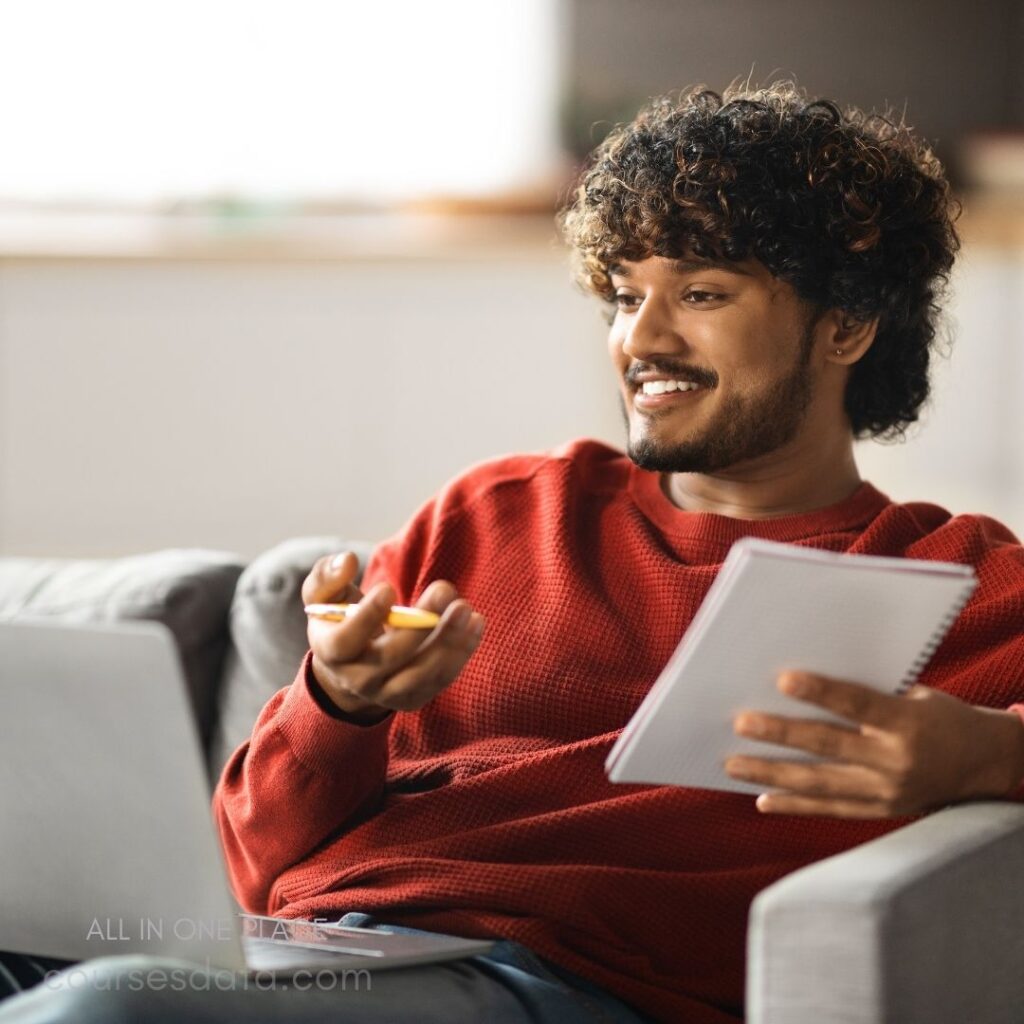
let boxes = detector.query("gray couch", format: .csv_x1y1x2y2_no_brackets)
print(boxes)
2,538,1022,1023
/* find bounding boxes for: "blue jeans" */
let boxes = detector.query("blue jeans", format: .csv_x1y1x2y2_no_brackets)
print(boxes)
0,913,654,1023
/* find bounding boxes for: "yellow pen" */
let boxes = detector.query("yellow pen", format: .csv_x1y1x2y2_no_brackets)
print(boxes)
304,603,440,630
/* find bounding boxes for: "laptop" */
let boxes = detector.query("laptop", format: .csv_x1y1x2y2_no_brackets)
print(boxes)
0,617,494,974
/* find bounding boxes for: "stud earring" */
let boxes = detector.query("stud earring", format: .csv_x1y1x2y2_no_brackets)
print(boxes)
835,348,843,355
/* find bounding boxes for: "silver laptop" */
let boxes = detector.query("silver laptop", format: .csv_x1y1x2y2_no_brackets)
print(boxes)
0,617,494,974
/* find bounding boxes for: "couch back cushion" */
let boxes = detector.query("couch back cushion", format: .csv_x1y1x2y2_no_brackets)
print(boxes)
0,550,244,755
208,537,371,780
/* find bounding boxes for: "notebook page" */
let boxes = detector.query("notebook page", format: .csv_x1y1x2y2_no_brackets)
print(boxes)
605,538,976,794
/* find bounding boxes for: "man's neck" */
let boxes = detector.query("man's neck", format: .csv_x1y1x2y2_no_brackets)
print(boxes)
662,435,863,520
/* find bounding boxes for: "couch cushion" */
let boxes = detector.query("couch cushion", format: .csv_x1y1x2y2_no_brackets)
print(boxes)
209,537,372,780
0,550,244,754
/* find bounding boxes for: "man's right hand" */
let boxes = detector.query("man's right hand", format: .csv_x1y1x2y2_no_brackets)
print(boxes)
302,551,485,723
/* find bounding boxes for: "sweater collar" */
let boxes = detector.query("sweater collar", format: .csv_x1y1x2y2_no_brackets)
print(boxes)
627,460,892,547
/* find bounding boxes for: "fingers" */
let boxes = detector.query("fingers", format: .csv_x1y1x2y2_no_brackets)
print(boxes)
302,551,365,606
725,755,894,803
727,673,979,820
733,712,893,771
360,588,479,690
777,671,906,728
307,567,486,714
753,793,901,819
363,609,485,711
415,579,461,620
401,582,484,662
310,580,397,665
367,580,462,667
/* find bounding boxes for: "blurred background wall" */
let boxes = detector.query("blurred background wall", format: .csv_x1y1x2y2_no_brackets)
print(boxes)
0,0,1021,558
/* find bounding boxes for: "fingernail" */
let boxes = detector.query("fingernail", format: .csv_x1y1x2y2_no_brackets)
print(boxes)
779,673,805,695
330,552,349,571
736,715,764,736
375,585,394,609
452,605,472,628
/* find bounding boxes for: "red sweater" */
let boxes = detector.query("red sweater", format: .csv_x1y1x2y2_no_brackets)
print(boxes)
214,439,1024,1024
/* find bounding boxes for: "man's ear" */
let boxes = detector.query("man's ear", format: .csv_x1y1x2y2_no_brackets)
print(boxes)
823,310,879,366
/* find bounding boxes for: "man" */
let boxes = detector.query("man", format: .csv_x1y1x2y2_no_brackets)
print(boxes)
4,79,1024,1024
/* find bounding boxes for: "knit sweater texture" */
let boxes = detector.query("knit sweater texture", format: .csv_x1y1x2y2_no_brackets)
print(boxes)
214,438,1024,1024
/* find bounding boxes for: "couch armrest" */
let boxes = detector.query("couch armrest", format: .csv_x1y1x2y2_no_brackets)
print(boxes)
746,801,1024,1024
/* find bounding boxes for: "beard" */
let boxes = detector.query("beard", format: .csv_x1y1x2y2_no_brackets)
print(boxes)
624,317,818,475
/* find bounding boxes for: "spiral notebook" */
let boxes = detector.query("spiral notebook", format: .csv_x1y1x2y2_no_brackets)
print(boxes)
605,537,977,795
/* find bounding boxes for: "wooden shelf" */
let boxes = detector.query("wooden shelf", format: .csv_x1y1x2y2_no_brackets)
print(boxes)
956,192,1024,249
0,191,1020,261
0,210,567,263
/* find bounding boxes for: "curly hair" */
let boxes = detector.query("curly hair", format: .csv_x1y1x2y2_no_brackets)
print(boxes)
556,78,962,441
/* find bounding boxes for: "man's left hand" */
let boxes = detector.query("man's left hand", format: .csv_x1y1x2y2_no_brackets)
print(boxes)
724,671,1024,818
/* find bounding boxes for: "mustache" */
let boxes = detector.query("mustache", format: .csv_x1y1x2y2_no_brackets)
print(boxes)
625,363,718,389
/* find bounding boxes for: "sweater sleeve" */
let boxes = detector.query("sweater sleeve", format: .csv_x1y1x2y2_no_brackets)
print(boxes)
211,649,394,914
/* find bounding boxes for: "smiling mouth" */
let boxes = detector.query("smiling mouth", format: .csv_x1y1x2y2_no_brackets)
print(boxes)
637,380,704,395
631,382,710,411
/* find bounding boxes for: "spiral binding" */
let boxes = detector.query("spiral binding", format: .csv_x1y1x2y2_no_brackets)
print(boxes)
896,580,977,694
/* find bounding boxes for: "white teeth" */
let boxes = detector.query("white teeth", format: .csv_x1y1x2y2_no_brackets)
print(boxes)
640,380,701,395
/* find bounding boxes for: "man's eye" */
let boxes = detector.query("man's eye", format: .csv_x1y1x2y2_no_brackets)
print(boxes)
684,290,724,304
612,290,724,311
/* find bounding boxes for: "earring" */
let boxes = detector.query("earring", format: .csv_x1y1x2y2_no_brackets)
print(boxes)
835,348,843,355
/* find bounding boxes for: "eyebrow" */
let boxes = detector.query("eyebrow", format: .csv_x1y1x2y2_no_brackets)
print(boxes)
608,258,754,279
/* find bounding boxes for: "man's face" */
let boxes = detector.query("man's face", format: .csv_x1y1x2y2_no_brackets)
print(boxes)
607,254,824,475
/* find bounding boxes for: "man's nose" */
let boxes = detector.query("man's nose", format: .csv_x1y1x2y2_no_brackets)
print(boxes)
620,297,684,361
